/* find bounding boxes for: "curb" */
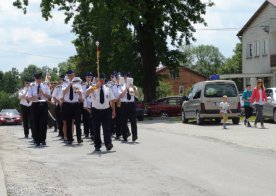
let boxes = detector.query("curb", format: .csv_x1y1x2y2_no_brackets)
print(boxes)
0,162,7,196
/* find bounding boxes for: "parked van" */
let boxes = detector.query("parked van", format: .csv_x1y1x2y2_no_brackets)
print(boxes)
181,80,241,125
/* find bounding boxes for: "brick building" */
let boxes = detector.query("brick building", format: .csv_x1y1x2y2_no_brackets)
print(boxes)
157,66,207,95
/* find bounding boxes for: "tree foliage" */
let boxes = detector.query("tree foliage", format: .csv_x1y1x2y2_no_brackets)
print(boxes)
218,43,242,74
156,81,172,99
182,44,225,77
13,0,213,101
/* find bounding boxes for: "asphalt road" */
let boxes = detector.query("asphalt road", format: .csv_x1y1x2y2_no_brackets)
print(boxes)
0,119,276,196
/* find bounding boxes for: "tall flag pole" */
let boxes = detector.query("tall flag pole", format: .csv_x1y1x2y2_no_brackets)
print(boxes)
96,41,100,78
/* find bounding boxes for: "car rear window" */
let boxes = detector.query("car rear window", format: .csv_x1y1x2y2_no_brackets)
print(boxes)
204,83,238,97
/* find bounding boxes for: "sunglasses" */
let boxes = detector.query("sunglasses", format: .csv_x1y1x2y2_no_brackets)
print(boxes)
258,82,263,84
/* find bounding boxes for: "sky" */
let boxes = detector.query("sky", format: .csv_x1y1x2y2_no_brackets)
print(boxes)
0,0,265,73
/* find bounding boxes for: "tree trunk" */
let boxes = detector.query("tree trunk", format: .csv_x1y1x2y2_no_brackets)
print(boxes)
137,24,157,102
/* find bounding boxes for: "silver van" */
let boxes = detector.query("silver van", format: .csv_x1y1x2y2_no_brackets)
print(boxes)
181,80,241,125
263,87,276,123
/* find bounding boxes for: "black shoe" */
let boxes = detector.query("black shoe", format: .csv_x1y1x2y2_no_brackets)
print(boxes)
35,143,40,147
132,136,138,142
106,143,113,151
95,147,101,151
244,119,247,126
247,122,251,127
67,141,72,145
41,141,46,146
85,134,89,138
115,136,120,140
77,139,83,144
25,135,28,138
90,136,94,141
123,137,128,142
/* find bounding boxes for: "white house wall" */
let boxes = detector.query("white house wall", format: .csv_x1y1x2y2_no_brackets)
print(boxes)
242,4,271,74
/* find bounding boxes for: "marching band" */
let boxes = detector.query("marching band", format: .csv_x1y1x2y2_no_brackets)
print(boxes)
18,70,139,151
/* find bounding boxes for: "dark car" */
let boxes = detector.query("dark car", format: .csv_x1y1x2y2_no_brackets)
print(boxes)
135,99,145,121
0,109,22,125
146,96,183,117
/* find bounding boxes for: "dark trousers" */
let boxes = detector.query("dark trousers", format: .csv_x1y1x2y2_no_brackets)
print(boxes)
92,108,112,148
20,104,32,137
55,105,63,137
121,102,137,140
31,102,48,144
82,108,93,136
111,106,122,137
62,102,81,142
255,104,264,125
244,105,253,119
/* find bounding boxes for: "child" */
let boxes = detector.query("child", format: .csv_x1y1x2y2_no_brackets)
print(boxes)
219,95,232,129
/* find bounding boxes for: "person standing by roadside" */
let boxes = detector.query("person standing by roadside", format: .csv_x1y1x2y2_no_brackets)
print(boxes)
242,84,253,127
18,79,33,138
250,79,267,128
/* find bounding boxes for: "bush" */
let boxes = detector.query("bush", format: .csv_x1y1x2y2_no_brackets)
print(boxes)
156,81,172,98
0,91,20,111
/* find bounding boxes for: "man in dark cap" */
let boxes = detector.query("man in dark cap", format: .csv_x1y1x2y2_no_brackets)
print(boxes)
62,70,83,144
18,78,33,138
81,72,94,138
27,73,51,146
86,73,115,151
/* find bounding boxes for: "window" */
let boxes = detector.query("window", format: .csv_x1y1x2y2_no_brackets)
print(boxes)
179,85,184,94
193,85,202,99
246,43,253,58
168,98,178,105
254,41,260,57
170,69,180,79
265,89,273,97
204,83,238,97
262,39,268,55
157,99,167,105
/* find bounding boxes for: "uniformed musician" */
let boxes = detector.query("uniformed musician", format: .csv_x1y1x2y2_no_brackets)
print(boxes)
86,73,116,151
62,70,83,145
118,73,138,142
27,73,51,146
81,72,93,138
52,75,65,138
18,78,33,138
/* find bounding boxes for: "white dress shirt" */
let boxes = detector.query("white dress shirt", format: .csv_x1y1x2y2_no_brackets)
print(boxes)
119,84,135,102
62,79,83,103
91,85,115,110
27,83,51,102
111,83,120,99
52,85,63,104
18,87,32,106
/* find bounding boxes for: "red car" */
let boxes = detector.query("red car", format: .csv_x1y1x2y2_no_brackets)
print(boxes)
0,109,22,125
146,96,184,117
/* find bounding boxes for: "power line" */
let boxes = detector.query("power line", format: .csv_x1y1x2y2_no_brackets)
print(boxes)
195,27,239,31
0,48,68,60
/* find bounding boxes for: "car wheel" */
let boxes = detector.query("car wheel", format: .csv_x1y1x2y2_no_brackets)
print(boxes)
181,110,188,123
196,111,203,125
232,117,240,125
273,109,276,123
160,112,168,118
137,116,144,121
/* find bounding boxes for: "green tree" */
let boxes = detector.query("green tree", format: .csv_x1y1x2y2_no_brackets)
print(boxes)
182,44,225,77
13,0,213,101
156,81,172,99
0,91,20,111
1,68,21,94
20,64,42,82
218,43,242,74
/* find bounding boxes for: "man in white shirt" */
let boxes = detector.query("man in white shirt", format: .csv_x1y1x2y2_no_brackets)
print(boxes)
81,72,93,138
118,73,139,142
86,73,116,151
18,78,33,138
62,70,83,145
27,73,51,146
52,75,65,139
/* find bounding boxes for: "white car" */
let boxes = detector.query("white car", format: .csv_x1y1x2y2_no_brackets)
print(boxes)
264,88,276,123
